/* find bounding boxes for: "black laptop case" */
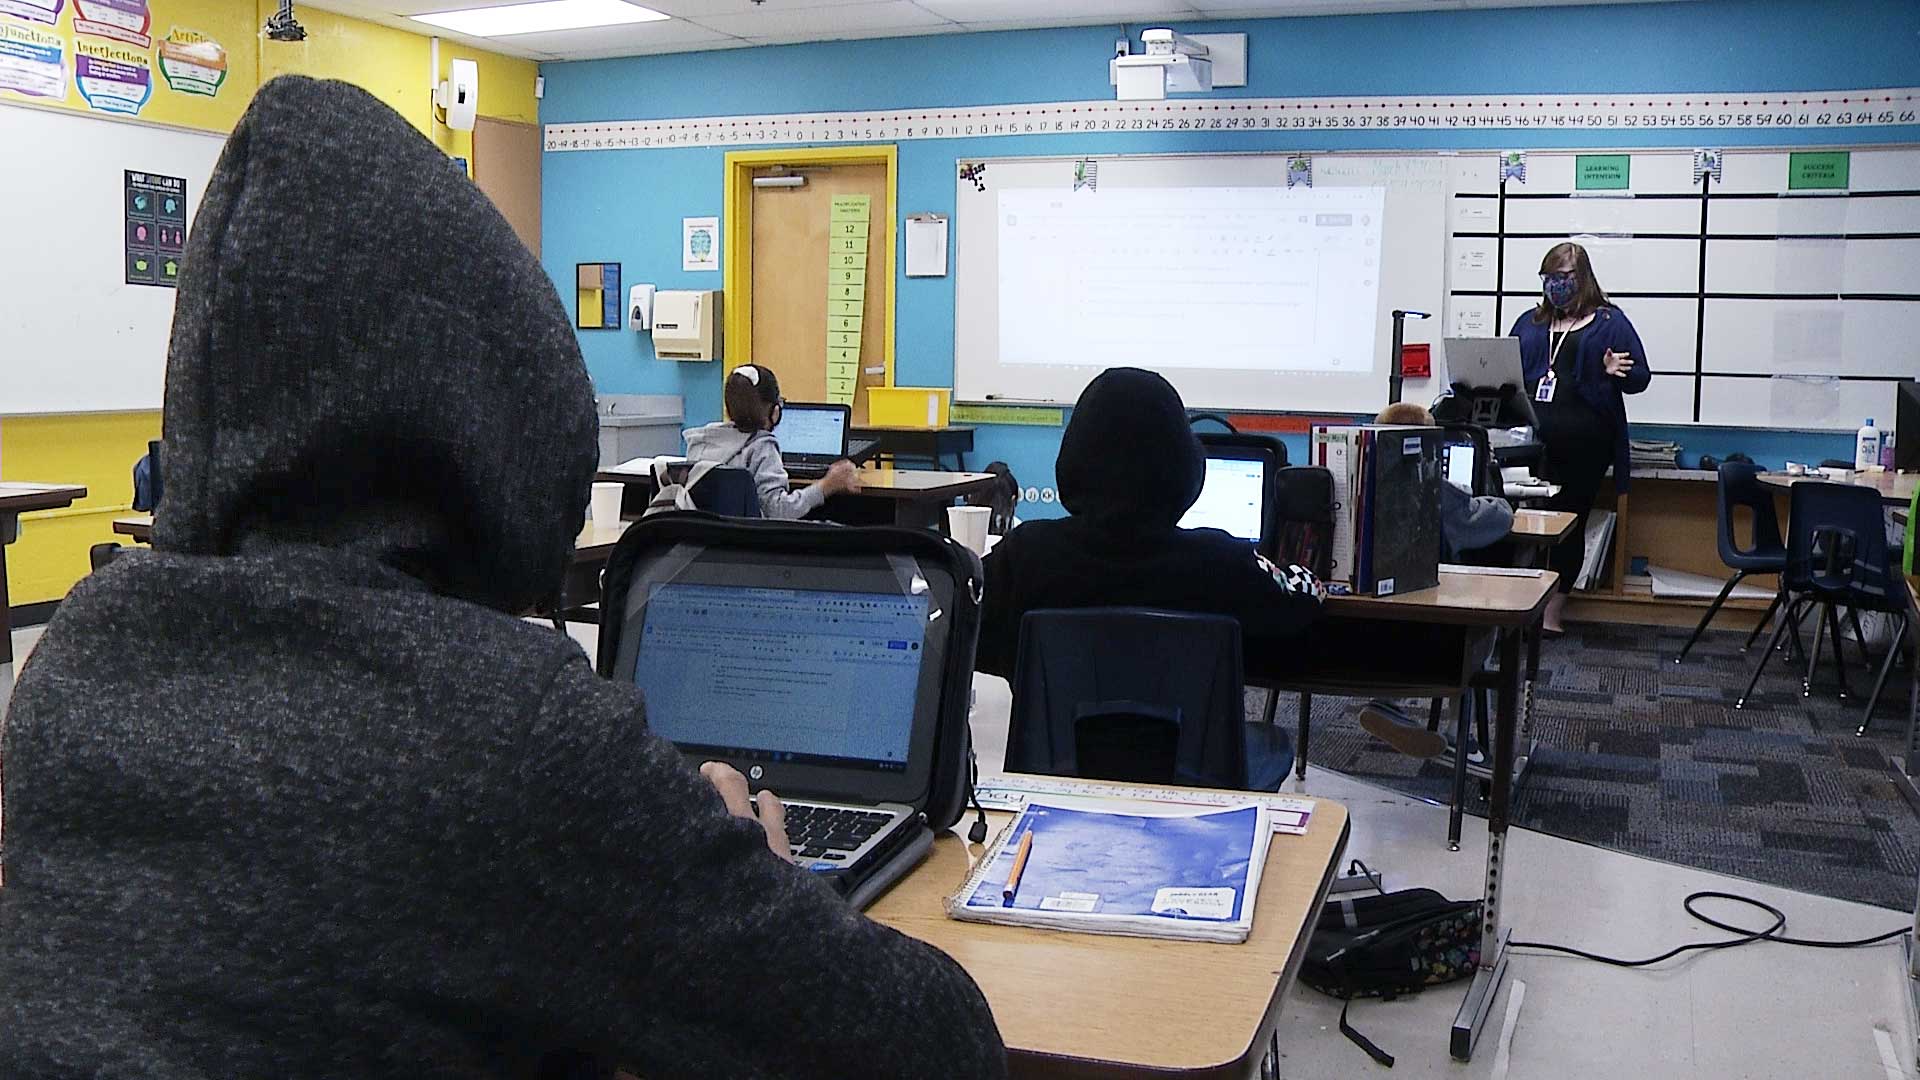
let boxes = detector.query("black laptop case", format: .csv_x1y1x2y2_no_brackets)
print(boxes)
597,513,982,838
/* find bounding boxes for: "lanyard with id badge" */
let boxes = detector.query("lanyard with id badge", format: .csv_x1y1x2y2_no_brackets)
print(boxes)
1537,327,1573,404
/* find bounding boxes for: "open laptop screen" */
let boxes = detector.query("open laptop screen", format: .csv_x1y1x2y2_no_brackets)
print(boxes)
633,582,926,772
1180,454,1268,543
1443,441,1478,492
777,405,847,458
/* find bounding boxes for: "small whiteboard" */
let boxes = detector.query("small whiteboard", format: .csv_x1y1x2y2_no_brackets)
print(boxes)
1,103,226,415
906,213,948,277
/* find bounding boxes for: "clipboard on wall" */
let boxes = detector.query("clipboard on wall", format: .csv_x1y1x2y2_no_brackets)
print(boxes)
906,213,948,277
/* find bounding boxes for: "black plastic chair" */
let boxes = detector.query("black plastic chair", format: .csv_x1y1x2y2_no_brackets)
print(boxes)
1006,608,1293,792
1196,430,1290,468
1737,482,1909,730
963,460,1019,536
1675,462,1788,664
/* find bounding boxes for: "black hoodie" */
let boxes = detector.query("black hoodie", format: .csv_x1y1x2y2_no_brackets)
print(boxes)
976,368,1324,679
1,78,1002,1079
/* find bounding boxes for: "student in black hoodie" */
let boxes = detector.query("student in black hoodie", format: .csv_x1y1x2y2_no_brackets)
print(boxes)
0,77,1003,1080
976,367,1325,680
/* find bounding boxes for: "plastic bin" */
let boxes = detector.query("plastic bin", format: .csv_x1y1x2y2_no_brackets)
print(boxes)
867,386,952,428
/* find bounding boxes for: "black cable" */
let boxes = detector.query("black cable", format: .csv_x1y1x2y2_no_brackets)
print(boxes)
965,752,989,844
1509,890,1909,969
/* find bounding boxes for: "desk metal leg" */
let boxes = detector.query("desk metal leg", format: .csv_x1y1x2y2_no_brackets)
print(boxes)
1452,624,1522,1061
1522,622,1541,736
1295,692,1312,781
1448,692,1469,851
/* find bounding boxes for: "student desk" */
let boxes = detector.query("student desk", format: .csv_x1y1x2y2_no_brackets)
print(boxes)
850,425,975,471
3,483,88,718
594,466,998,532
1758,469,1918,505
111,514,630,626
1244,568,1556,1062
868,778,1350,1079
1505,508,1576,566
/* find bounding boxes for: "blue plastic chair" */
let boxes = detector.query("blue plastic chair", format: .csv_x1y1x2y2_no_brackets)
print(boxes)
1736,481,1909,730
1675,462,1788,663
1006,608,1294,792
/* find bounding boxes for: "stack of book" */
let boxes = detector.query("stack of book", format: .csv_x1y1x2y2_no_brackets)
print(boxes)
1629,439,1681,470
1310,424,1443,596
947,800,1271,943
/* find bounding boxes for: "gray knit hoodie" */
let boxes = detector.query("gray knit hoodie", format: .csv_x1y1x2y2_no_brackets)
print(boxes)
681,422,827,520
0,76,1003,1080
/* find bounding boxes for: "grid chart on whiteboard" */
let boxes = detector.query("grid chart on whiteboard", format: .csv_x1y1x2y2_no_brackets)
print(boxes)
545,89,1920,153
1445,147,1920,430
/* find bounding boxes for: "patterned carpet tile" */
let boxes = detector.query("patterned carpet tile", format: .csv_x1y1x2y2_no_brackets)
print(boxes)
1276,622,1919,911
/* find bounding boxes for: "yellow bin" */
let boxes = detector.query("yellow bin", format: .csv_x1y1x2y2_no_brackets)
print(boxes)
867,386,952,428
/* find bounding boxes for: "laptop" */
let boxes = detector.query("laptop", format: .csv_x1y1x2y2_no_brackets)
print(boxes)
1442,439,1479,493
1441,338,1540,430
610,550,954,902
777,402,880,478
1180,444,1275,554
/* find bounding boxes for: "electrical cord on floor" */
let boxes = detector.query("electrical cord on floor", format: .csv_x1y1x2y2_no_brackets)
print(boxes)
1509,890,1910,968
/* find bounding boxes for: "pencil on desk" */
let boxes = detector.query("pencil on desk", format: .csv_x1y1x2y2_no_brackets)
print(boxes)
1002,830,1035,906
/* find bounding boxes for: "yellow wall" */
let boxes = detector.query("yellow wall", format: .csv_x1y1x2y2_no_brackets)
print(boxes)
2,2,539,608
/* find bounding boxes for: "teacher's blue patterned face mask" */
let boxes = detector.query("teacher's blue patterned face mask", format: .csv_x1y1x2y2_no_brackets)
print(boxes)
1541,272,1578,309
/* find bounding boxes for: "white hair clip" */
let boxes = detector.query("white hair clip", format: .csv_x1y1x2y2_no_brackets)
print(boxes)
734,365,759,386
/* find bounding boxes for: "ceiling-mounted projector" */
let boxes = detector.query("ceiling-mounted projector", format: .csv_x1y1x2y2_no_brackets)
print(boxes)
1110,30,1246,101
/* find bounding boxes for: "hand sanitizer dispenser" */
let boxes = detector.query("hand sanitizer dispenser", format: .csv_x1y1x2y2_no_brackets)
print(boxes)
628,284,655,331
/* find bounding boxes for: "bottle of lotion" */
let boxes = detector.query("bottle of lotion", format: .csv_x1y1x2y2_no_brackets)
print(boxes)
1854,418,1881,471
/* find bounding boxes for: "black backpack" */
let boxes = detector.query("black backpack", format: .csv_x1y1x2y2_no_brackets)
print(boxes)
1301,887,1483,1066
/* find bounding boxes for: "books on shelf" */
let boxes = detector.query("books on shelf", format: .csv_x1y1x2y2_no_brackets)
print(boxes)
946,799,1271,943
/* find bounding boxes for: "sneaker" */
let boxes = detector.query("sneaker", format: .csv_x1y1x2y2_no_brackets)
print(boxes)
1357,701,1447,759
1440,728,1487,767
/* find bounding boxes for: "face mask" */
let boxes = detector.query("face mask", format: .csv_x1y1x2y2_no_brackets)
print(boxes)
1543,275,1578,309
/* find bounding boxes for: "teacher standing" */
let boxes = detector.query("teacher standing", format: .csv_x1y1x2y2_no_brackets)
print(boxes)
1512,241,1650,635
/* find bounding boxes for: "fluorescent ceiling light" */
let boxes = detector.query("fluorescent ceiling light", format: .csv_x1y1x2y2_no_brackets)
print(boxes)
412,0,668,37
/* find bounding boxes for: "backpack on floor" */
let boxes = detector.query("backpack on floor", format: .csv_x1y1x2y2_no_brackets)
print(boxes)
1301,887,1483,1066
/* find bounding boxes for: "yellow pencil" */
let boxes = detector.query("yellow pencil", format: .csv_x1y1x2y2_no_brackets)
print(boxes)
1001,830,1035,906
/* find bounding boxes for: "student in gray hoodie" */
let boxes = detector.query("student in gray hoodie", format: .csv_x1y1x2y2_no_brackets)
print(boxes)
683,364,861,519
1377,402,1514,561
0,76,1003,1080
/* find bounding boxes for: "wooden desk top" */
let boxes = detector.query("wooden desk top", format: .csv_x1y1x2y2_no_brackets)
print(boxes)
0,483,88,515
869,783,1349,1077
1324,568,1558,627
845,468,995,498
114,514,633,560
1759,470,1917,504
1509,508,1577,544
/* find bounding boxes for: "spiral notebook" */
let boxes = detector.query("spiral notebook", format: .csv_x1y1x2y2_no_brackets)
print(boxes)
946,799,1271,943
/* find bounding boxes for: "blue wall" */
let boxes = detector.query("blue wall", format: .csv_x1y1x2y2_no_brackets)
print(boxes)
541,0,1918,514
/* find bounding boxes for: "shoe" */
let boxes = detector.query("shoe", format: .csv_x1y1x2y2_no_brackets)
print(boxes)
1358,701,1447,759
1441,729,1487,767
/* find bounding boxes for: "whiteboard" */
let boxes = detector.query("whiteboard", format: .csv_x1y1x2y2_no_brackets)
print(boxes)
953,152,1450,413
0,102,225,415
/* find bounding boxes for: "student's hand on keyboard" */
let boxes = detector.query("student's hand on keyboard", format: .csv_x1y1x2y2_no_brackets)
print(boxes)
823,459,861,496
700,761,792,862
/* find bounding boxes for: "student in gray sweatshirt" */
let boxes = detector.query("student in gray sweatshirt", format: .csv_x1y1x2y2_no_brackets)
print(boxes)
0,76,1003,1080
1378,402,1514,560
683,364,861,519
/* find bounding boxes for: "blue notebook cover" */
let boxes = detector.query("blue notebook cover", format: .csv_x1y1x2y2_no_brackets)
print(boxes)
952,800,1269,940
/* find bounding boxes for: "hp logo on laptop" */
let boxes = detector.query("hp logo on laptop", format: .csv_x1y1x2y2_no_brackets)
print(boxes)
749,765,764,781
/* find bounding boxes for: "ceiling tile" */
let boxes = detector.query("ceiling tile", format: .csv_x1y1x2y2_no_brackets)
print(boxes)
1189,0,1451,12
503,16,737,54
646,0,897,15
921,0,1195,22
690,1,953,38
558,35,758,57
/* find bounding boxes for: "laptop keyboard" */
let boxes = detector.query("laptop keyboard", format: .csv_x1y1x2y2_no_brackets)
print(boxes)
783,803,896,860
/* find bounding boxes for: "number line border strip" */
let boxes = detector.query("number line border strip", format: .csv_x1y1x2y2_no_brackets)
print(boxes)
545,88,1920,152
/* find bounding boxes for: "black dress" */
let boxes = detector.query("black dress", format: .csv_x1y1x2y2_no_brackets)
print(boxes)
1531,324,1615,594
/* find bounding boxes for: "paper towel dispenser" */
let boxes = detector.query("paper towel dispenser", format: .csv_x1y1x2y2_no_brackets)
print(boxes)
653,289,721,362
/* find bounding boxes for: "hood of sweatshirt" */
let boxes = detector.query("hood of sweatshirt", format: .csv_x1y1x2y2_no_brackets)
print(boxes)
151,76,598,614
683,421,758,462
1055,367,1204,530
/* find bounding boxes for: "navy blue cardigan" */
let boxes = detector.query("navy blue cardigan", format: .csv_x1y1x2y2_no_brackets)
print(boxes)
1510,305,1651,492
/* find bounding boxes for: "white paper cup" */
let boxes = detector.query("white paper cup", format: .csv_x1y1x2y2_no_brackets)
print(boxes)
947,505,992,555
590,482,625,528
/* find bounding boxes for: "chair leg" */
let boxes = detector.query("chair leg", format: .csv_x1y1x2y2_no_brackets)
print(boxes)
1743,589,1784,653
1675,571,1746,663
1824,602,1853,701
1858,616,1910,737
1260,687,1279,726
1295,693,1311,781
1781,597,1810,662
1846,606,1877,671
1427,696,1444,733
1737,604,1795,709
1803,602,1830,698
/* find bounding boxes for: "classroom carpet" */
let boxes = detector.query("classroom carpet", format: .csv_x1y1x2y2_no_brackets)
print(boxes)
1266,620,1920,912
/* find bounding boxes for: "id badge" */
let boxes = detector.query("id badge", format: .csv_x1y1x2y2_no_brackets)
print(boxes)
1535,372,1557,403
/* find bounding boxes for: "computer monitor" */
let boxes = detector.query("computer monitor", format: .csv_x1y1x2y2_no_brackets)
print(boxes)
1442,439,1479,493
776,402,849,459
632,582,926,772
1180,446,1274,550
1896,380,1919,472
